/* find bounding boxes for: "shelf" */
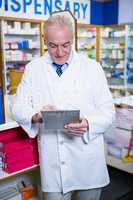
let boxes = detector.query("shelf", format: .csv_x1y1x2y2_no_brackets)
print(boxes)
101,48,125,50
103,67,124,70
106,155,133,174
77,25,97,60
77,35,95,38
78,48,95,51
5,48,39,50
128,47,133,49
1,20,41,100
0,121,19,131
4,32,39,36
101,58,124,60
109,85,126,90
102,36,125,38
0,165,39,182
6,60,31,63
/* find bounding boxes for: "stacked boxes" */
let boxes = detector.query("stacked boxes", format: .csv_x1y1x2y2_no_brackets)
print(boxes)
105,106,133,160
0,127,39,173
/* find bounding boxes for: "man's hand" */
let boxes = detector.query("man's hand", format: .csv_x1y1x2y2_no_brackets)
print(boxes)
64,118,89,137
31,105,56,124
32,112,43,124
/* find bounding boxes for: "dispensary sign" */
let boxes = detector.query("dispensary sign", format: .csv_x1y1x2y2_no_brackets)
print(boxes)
0,0,90,24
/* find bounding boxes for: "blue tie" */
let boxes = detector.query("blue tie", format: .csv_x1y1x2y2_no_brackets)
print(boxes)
53,63,63,77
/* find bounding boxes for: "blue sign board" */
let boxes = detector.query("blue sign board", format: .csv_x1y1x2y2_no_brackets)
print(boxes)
0,0,90,24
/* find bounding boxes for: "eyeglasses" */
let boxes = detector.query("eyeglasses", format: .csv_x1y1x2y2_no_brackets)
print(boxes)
47,41,72,51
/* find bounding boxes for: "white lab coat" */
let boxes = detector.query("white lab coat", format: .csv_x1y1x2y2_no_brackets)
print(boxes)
12,50,115,193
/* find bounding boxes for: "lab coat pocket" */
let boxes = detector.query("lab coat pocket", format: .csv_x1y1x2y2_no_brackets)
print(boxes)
83,135,105,157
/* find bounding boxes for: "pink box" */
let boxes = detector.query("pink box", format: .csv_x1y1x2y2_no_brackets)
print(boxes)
4,157,35,173
0,127,28,143
3,147,39,173
116,107,133,130
3,147,34,162
1,140,33,153
0,127,39,173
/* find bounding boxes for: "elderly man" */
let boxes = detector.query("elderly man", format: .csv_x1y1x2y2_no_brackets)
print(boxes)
12,12,115,200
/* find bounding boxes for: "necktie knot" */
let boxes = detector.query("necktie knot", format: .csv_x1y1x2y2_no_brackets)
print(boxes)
53,63,63,77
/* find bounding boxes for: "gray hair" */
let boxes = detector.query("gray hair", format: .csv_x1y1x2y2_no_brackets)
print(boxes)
44,13,74,39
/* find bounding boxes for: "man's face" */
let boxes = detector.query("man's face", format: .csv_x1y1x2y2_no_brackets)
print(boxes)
45,25,73,65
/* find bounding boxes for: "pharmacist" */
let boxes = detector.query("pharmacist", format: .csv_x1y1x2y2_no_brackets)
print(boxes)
12,12,115,200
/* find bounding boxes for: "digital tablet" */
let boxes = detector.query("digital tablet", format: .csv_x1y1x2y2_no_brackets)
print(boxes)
42,110,80,130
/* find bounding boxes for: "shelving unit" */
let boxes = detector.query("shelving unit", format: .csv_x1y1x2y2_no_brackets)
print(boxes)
77,24,100,61
0,164,39,182
0,19,43,123
0,19,43,198
125,24,133,91
100,26,126,98
104,104,133,174
1,20,41,95
106,154,133,174
0,163,41,199
0,122,42,199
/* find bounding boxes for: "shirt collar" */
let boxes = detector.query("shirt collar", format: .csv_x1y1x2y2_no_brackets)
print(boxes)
52,62,68,73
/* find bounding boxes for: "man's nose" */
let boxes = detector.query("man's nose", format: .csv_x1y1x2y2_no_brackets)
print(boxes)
57,46,64,56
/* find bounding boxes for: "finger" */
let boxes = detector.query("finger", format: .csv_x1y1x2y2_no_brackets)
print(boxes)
65,127,87,132
66,131,83,137
32,112,43,123
64,123,87,129
37,112,43,123
67,129,87,133
65,128,86,134
68,129,85,134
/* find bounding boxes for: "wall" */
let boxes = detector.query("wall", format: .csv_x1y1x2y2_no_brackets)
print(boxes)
118,0,133,24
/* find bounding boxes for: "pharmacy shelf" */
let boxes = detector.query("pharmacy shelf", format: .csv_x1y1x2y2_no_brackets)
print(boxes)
6,60,31,63
0,121,19,131
125,24,133,91
101,25,133,98
109,85,127,90
0,165,39,182
5,48,39,50
109,85,133,91
5,32,38,36
1,20,41,97
104,141,133,174
100,26,127,99
106,155,133,174
77,24,97,60
77,35,95,38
